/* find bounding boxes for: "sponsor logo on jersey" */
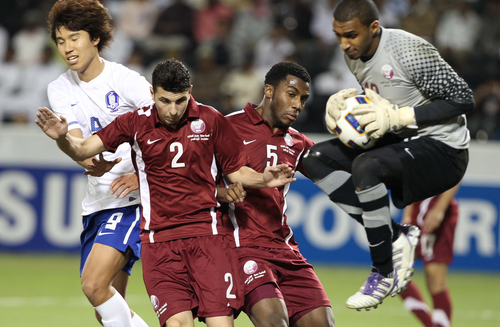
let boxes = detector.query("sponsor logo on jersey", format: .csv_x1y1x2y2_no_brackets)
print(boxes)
243,139,257,145
284,133,294,147
105,91,120,112
190,119,206,134
243,260,258,274
147,138,162,145
381,64,394,80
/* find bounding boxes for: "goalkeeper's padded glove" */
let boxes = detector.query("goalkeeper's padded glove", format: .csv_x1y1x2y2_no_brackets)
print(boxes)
325,88,359,134
352,89,415,139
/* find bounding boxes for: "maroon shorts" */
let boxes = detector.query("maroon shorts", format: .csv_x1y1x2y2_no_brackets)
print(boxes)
141,235,244,326
235,246,331,325
410,197,458,264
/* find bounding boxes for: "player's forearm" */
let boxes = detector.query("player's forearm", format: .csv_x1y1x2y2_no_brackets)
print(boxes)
55,134,95,162
227,166,266,189
433,183,460,212
414,99,474,125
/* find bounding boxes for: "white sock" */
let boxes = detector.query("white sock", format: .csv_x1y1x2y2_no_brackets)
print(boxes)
132,313,149,327
94,292,134,327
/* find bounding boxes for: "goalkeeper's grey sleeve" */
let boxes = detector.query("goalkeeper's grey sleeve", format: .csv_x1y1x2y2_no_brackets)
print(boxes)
404,42,474,125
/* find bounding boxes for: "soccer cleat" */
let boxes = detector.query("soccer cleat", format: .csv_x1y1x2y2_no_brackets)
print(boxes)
392,224,421,292
346,271,400,310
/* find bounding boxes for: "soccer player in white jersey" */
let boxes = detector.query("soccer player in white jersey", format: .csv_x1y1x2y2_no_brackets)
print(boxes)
302,0,473,311
46,1,152,326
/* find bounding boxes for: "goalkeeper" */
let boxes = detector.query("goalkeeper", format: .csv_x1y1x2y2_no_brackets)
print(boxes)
302,0,473,311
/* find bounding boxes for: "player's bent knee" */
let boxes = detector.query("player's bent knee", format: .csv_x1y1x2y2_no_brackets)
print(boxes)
81,276,111,303
303,147,345,182
352,153,390,190
165,317,192,327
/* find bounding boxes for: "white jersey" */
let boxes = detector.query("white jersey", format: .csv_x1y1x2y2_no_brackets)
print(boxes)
345,28,471,149
48,59,153,215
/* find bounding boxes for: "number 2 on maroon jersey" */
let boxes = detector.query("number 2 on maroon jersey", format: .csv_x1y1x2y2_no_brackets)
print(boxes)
170,142,185,168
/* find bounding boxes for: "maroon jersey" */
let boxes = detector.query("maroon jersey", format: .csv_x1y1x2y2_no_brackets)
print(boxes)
222,103,314,250
97,96,249,243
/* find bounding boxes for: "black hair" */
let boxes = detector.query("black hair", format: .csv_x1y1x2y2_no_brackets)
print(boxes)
264,61,311,89
152,59,191,93
334,0,379,27
48,0,114,52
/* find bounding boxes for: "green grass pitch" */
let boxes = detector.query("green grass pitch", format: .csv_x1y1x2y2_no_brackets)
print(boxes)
0,253,499,327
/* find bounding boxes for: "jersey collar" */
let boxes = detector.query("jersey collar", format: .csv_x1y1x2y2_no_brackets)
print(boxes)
243,102,288,135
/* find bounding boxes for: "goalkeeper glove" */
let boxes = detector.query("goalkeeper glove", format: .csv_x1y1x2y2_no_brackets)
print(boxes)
352,89,415,139
325,88,359,134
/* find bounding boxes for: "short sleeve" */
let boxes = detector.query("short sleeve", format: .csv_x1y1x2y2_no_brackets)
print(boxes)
47,81,81,132
212,112,249,174
96,110,136,151
122,71,154,109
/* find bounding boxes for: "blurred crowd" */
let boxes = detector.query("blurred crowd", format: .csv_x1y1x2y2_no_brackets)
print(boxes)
0,0,499,139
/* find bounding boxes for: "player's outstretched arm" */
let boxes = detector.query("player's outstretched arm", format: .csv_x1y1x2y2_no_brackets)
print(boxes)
226,165,296,189
36,107,107,161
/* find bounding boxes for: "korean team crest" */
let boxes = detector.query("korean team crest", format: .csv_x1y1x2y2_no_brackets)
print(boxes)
381,64,394,80
243,260,258,274
105,91,119,112
284,133,294,147
190,119,206,134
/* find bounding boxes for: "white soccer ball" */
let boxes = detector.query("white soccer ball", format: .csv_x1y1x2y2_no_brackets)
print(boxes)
334,95,377,150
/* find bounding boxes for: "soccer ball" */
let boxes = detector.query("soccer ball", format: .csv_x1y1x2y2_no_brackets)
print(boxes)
334,95,376,150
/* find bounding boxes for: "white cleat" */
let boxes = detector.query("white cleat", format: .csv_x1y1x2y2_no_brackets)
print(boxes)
346,271,401,310
392,224,421,292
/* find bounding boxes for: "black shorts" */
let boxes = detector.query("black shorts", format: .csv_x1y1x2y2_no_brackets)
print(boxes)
311,135,468,209
381,136,468,208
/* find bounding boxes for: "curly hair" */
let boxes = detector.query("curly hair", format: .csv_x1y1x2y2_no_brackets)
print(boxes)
264,61,311,89
47,0,114,52
152,59,191,93
334,0,379,27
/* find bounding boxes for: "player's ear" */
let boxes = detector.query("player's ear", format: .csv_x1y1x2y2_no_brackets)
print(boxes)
150,86,154,100
264,84,274,99
92,37,100,47
189,85,193,95
369,20,379,37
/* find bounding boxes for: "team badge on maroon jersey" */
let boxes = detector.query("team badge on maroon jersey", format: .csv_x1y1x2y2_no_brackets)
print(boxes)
243,260,258,274
150,295,160,310
190,119,206,133
284,133,294,147
381,64,394,80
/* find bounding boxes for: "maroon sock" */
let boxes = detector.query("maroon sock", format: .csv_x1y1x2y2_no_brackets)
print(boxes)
431,290,452,327
399,283,433,327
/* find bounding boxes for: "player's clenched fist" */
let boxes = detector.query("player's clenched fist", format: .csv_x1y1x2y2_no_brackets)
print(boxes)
325,88,358,134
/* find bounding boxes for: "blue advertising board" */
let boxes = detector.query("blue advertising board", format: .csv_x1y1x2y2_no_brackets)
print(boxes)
0,165,499,272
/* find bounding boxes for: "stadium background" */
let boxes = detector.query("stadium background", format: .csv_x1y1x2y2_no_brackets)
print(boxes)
0,0,499,326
